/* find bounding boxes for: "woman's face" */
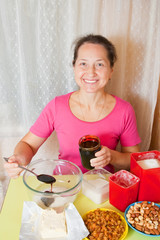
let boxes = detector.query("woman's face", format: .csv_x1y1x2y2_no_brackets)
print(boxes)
73,43,113,93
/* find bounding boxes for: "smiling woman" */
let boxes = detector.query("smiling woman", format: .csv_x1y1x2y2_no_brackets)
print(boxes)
4,34,141,178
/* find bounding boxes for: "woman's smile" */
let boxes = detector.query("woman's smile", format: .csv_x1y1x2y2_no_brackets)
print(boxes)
82,78,99,84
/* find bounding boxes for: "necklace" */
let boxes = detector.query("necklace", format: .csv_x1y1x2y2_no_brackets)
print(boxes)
78,92,106,121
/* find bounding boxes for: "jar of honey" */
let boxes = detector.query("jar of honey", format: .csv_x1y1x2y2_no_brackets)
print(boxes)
79,135,101,170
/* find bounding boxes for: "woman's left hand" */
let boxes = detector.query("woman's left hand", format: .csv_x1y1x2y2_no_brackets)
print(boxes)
90,146,112,168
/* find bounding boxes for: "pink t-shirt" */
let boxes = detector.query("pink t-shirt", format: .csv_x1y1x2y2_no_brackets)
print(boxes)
30,92,141,173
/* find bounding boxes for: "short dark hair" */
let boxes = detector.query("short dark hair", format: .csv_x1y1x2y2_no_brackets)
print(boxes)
72,34,117,67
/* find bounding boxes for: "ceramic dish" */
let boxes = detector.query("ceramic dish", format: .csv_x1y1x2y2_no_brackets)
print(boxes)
83,208,128,240
125,201,160,237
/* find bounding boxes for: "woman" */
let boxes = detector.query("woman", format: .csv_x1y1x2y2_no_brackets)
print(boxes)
4,34,141,178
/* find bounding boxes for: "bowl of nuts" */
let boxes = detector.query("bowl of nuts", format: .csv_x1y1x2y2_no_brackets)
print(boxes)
125,201,160,237
83,208,128,240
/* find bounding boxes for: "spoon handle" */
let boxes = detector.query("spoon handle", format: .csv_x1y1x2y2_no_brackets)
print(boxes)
3,157,37,176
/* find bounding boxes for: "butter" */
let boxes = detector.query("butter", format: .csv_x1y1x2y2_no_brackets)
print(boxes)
39,209,67,240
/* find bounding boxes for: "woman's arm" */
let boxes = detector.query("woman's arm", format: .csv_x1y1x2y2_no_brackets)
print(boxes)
4,131,47,178
110,144,140,170
14,131,47,163
90,144,140,171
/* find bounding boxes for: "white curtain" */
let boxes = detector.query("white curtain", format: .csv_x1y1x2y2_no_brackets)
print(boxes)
0,0,160,175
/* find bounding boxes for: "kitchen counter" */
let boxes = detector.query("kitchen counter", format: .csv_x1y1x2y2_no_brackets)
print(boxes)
0,177,157,240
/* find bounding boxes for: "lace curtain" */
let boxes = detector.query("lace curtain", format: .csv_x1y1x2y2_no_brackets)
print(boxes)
150,78,160,151
0,0,160,170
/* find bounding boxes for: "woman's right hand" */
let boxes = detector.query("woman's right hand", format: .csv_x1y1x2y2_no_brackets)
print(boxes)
4,155,23,179
4,132,46,179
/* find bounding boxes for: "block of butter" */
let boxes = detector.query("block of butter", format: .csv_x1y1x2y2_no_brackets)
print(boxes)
39,208,67,240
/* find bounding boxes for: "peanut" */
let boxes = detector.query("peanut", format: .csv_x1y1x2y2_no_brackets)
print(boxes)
135,224,143,231
126,201,160,235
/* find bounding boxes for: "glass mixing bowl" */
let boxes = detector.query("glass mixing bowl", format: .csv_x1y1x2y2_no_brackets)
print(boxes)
23,159,82,211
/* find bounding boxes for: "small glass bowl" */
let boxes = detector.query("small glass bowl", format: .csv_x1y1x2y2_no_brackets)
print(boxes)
23,159,82,211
